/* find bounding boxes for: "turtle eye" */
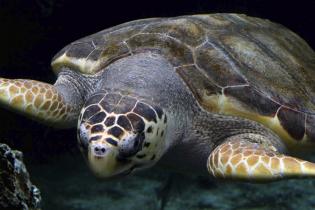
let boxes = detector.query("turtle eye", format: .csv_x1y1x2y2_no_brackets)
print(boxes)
78,123,90,149
118,132,145,158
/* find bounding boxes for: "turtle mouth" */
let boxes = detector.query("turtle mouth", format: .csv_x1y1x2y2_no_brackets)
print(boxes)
88,149,138,179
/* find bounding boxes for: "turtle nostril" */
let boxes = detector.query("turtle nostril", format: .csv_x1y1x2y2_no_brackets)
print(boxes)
93,145,106,156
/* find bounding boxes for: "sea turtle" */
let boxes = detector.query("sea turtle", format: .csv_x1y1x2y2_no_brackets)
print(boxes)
1,13,315,181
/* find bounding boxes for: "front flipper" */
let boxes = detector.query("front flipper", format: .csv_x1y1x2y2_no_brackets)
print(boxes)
0,78,79,127
208,134,315,181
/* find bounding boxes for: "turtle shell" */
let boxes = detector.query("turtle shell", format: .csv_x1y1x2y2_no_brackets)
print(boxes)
51,14,315,149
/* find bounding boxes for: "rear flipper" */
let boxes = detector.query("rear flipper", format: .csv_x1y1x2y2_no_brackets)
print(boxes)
208,133,315,181
0,78,79,128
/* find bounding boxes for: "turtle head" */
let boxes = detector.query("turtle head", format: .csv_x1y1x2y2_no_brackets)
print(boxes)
77,93,168,178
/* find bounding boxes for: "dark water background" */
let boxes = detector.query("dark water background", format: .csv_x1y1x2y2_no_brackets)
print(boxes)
0,0,315,209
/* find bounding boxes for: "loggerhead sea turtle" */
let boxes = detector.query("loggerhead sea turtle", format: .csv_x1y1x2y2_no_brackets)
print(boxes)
1,13,315,181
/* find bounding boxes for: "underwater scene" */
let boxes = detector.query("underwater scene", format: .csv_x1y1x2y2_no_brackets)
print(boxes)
1,1,315,210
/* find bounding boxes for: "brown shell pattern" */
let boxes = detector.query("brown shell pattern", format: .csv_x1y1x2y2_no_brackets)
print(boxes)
51,13,315,149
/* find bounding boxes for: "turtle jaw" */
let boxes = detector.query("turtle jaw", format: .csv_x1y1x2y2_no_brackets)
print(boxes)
87,144,132,178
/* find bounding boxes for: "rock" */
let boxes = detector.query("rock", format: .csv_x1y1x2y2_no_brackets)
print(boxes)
0,143,41,210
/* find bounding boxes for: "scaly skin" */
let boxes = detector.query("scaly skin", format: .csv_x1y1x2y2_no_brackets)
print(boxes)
208,138,315,180
0,78,75,126
77,92,168,178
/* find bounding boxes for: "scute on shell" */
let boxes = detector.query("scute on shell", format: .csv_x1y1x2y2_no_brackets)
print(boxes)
51,13,315,148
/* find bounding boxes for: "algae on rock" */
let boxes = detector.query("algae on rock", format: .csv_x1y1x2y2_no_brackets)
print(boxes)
0,143,41,210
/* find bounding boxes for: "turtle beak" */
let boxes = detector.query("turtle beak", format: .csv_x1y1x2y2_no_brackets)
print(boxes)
87,140,131,178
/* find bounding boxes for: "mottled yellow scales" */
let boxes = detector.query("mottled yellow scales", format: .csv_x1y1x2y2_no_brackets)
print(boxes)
0,79,76,127
208,138,315,180
0,14,315,181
